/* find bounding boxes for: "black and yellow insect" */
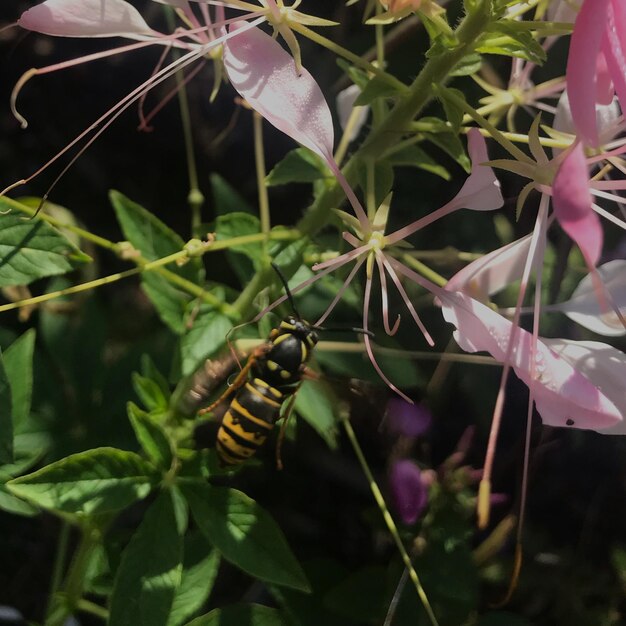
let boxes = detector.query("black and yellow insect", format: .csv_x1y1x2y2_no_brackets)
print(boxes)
201,314,319,466
195,264,371,467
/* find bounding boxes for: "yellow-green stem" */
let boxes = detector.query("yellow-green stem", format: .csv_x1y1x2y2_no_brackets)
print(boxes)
401,253,447,288
343,418,439,626
253,112,271,244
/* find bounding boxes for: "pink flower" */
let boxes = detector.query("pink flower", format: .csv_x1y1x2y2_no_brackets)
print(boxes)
388,460,430,525
566,0,626,146
386,398,432,438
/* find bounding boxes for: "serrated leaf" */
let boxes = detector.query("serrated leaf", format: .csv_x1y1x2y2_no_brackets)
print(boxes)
478,22,547,64
0,350,12,464
266,149,328,186
294,380,339,450
0,208,90,287
167,534,221,626
185,604,290,626
210,173,254,215
3,329,35,430
110,190,200,283
7,447,158,515
353,77,399,106
386,145,451,180
181,308,233,376
132,371,169,412
184,484,310,592
128,403,174,470
109,490,185,626
142,273,192,335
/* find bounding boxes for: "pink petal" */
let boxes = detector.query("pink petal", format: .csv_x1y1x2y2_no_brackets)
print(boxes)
223,21,334,162
388,460,429,525
18,0,154,38
445,234,535,300
602,1,626,116
450,129,503,211
439,291,622,431
566,0,612,146
553,260,626,336
544,339,626,435
552,142,603,267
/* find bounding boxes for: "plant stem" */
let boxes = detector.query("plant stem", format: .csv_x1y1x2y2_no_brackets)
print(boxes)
45,522,70,620
343,418,439,626
253,112,271,243
77,599,109,621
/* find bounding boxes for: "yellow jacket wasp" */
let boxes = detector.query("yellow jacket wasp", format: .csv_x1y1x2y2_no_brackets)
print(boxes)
193,264,371,468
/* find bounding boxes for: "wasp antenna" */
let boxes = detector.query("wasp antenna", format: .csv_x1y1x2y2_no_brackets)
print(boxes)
270,262,301,319
313,324,375,339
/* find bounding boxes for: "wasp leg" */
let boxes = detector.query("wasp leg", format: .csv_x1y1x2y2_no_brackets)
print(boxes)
275,393,299,471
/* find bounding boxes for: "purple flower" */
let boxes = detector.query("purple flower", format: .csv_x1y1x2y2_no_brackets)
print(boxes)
386,398,432,439
389,460,430,525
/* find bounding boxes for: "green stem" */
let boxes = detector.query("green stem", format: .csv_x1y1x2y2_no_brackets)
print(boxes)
253,112,271,243
165,8,205,233
401,253,447,287
77,599,109,621
289,22,408,94
45,526,100,626
45,522,70,620
343,418,439,626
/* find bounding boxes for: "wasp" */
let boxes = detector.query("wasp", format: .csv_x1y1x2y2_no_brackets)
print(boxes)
196,264,370,468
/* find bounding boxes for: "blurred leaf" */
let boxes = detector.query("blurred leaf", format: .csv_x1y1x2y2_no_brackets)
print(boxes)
185,605,290,626
0,484,38,516
132,369,169,413
423,126,471,173
142,273,192,335
0,208,90,287
266,149,328,186
167,533,221,626
354,76,399,106
478,22,547,64
180,308,233,376
387,145,451,180
109,489,186,626
211,173,254,215
7,447,158,515
184,483,310,592
127,403,174,470
3,329,36,430
0,349,12,464
215,212,262,282
294,379,339,450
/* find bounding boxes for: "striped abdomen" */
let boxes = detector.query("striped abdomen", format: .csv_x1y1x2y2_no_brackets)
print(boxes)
215,378,284,466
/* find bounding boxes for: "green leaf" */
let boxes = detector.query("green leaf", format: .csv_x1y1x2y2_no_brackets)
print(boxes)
438,87,466,132
167,534,221,626
0,483,38,516
132,370,169,413
294,380,339,450
3,329,36,430
356,160,394,210
0,349,12,464
184,484,310,592
478,22,547,64
353,76,399,106
141,273,192,335
423,128,471,172
0,208,90,287
180,308,233,377
185,605,290,626
215,212,263,282
266,149,328,186
7,447,158,515
387,145,451,180
109,490,185,626
128,403,174,470
450,52,483,77
110,190,200,283
210,173,254,216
